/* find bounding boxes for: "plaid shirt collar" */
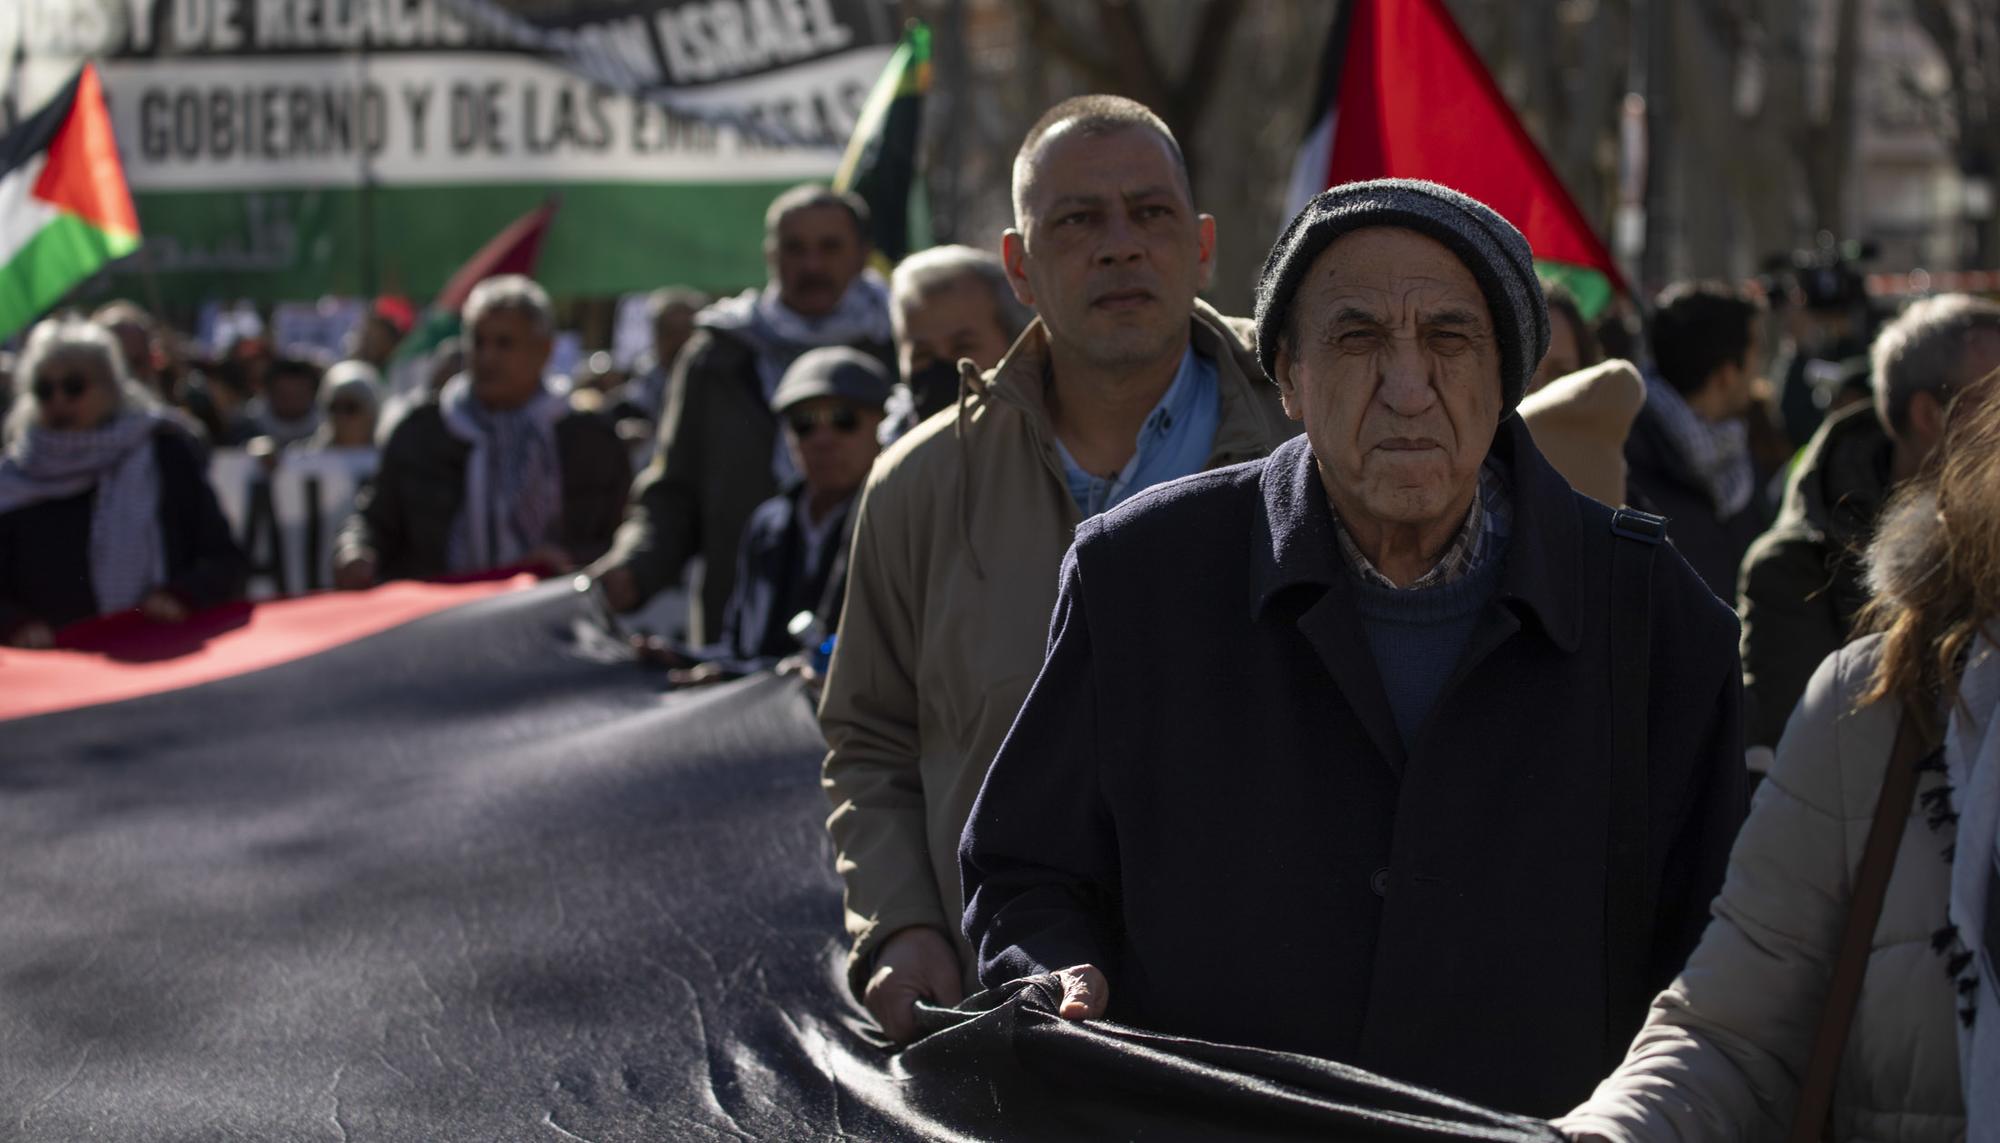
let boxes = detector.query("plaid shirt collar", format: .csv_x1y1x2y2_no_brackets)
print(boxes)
1334,461,1512,590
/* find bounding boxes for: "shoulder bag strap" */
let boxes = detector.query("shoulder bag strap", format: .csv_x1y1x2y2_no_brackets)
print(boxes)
1606,507,1667,1066
1789,703,1934,1143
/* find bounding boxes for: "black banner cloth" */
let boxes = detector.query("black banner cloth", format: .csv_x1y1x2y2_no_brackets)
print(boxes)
0,581,1560,1140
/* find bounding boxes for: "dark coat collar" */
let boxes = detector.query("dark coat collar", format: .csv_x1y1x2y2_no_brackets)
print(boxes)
1250,415,1583,654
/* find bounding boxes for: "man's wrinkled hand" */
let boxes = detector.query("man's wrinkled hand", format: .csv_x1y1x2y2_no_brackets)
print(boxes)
864,926,963,1044
1054,963,1108,1021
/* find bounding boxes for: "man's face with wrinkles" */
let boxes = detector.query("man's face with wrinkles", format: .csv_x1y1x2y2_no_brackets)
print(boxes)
1274,227,1502,528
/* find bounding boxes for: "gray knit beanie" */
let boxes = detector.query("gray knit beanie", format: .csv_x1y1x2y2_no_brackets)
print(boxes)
1253,179,1550,413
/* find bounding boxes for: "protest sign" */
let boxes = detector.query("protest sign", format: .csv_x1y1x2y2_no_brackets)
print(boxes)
209,445,377,597
2,0,896,300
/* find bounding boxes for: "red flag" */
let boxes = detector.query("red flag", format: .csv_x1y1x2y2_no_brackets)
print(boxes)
32,64,140,238
1286,0,1624,311
433,197,559,313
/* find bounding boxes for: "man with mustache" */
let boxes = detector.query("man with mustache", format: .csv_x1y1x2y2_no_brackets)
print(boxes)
958,180,1746,1116
591,185,894,644
819,95,1294,1044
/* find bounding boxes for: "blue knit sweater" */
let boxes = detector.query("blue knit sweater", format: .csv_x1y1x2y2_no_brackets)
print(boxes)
1349,550,1507,746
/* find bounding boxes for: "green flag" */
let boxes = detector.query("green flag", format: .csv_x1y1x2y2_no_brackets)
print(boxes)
834,22,931,265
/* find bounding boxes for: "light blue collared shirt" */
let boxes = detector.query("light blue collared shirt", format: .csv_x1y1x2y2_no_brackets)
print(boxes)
1054,345,1221,518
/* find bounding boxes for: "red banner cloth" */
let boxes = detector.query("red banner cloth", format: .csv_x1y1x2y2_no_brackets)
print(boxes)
0,576,534,723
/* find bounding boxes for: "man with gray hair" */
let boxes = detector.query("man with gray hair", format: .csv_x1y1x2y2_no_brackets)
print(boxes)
334,274,630,586
590,185,894,639
621,286,710,424
959,179,1744,1115
882,244,1031,439
1739,292,2000,762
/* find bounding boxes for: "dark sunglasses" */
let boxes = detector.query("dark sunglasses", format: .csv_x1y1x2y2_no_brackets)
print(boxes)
33,373,89,402
787,407,861,436
329,400,368,417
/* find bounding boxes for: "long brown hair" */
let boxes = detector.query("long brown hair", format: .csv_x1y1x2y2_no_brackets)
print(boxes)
1861,367,2000,734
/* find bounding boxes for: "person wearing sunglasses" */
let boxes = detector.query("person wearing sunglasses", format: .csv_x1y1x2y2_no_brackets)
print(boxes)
292,361,386,498
635,347,889,688
302,361,383,452
0,317,247,649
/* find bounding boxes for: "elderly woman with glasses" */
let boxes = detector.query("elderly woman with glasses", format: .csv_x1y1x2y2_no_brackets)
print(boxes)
0,317,247,649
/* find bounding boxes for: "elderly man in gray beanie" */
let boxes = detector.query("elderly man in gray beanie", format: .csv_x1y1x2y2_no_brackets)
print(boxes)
958,179,1747,1117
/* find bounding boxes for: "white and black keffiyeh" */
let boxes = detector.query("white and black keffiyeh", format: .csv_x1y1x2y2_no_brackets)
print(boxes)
696,272,892,484
0,412,165,613
438,375,567,573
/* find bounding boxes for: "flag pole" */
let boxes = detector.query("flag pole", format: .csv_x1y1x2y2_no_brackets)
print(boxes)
356,39,379,298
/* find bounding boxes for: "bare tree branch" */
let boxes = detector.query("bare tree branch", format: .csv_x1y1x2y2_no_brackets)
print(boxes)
1093,1,1172,110
1019,0,1122,92
1011,0,1244,148
1170,0,1247,138
1908,0,2000,263
1906,0,1966,144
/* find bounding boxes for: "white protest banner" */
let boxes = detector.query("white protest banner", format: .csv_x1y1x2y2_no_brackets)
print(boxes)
210,446,377,599
2,0,896,300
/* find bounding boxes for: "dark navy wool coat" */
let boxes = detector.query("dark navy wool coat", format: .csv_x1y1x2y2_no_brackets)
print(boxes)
960,416,1748,1118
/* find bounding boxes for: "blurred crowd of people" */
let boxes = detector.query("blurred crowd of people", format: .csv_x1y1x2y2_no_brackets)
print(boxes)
3,91,1997,1139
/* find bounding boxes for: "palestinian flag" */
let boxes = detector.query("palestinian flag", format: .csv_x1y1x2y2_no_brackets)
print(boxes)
1285,0,1625,318
0,578,1558,1140
0,63,139,340
386,197,560,386
834,20,932,265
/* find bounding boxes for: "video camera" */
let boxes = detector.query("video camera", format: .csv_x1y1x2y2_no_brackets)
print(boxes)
1757,234,1877,313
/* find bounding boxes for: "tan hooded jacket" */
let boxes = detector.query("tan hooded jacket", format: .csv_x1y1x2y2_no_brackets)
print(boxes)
819,300,1296,998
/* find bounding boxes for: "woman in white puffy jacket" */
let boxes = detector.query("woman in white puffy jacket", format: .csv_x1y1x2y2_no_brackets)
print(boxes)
1558,375,2000,1143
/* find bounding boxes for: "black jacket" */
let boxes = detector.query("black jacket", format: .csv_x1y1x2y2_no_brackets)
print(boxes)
1737,403,1894,749
959,419,1747,1119
1623,402,1771,602
692,486,853,677
0,426,247,634
338,402,631,582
